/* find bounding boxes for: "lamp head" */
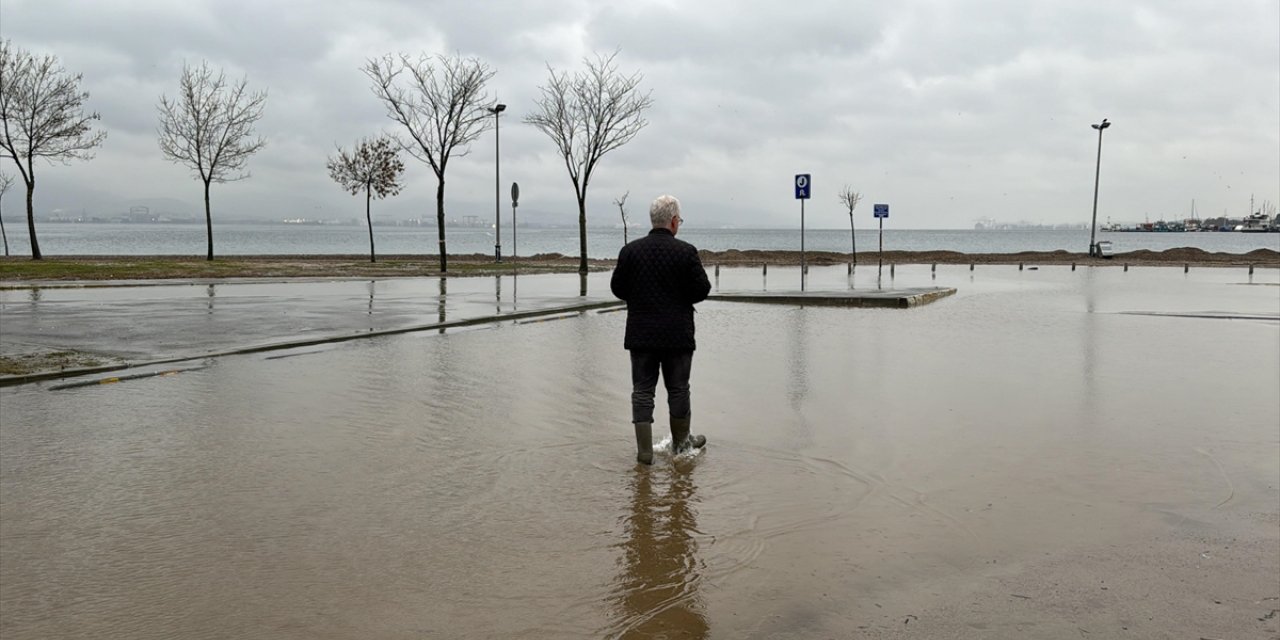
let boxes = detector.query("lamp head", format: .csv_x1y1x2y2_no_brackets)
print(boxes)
1092,118,1110,131
492,103,507,114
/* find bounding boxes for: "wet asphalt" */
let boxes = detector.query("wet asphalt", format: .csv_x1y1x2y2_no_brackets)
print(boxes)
0,268,964,383
0,273,618,368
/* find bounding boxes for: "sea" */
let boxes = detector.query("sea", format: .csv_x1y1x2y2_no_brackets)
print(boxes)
2,223,1277,258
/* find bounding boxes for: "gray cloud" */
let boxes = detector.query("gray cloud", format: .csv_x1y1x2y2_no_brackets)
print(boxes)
1,0,1276,229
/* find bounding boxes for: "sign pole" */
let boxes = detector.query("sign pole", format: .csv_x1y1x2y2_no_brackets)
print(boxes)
795,173,811,292
801,198,806,280
511,182,520,261
878,216,883,271
873,203,889,276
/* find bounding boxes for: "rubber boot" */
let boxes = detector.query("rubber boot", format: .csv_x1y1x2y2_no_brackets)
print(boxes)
670,416,706,454
634,421,654,465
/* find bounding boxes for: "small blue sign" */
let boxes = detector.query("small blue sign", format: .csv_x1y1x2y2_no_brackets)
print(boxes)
874,203,889,219
794,174,811,200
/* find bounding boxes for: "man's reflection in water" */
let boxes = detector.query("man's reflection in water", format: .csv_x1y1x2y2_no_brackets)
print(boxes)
609,466,708,639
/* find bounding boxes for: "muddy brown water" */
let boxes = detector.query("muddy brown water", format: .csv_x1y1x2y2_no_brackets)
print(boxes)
1,266,1277,639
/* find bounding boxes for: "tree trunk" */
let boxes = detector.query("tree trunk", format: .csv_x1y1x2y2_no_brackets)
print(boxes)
577,193,588,275
366,186,376,263
850,215,856,263
1,200,10,257
23,175,41,260
436,177,447,273
204,179,214,261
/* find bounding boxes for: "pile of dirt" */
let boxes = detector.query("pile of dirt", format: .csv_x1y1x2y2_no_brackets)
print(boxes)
698,247,1278,267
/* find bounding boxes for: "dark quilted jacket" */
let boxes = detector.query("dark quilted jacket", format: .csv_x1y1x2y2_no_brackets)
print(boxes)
610,228,712,351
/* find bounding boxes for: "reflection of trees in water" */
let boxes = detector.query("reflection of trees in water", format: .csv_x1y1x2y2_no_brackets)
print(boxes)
437,277,447,332
608,467,708,639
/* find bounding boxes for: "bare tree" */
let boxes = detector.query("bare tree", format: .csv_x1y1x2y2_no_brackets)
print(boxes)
526,51,653,274
327,136,405,263
157,61,267,261
0,40,107,260
839,185,862,262
0,171,13,256
364,53,494,273
613,190,630,245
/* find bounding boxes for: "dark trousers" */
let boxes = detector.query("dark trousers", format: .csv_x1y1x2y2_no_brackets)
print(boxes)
630,350,693,424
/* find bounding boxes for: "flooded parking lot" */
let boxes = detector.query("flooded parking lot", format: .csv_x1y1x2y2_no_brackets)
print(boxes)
2,266,1278,638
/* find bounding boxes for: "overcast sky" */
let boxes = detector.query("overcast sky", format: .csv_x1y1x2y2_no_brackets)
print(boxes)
2,0,1277,229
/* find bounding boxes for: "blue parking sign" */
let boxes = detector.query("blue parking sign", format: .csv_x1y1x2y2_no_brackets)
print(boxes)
794,174,811,200
874,203,889,218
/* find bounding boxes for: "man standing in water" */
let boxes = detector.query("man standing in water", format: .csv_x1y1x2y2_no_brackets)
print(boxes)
610,195,712,465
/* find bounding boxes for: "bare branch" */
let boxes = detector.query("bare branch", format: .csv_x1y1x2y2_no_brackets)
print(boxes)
0,39,107,258
363,52,494,272
613,190,630,245
839,185,862,260
0,41,106,173
157,61,267,184
839,185,862,215
156,60,267,259
363,53,493,179
525,50,652,273
526,51,652,201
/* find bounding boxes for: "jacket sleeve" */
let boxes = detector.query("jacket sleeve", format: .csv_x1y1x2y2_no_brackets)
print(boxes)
610,248,630,301
687,248,711,304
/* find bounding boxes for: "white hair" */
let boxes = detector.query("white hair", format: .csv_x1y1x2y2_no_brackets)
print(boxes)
649,195,680,227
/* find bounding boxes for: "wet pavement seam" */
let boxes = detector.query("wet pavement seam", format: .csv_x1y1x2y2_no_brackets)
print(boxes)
0,300,624,388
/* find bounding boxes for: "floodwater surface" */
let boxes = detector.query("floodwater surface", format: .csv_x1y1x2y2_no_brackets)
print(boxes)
1,266,1278,639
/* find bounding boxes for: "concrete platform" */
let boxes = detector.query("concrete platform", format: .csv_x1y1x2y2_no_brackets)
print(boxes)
708,286,956,308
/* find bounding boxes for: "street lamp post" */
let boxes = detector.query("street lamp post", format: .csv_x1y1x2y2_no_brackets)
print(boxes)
489,103,507,263
1088,118,1111,257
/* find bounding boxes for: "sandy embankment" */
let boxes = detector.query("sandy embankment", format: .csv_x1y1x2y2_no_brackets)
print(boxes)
699,246,1279,268
0,247,1276,281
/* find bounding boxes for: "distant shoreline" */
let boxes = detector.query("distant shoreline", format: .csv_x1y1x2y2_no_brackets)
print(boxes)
0,247,1276,282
